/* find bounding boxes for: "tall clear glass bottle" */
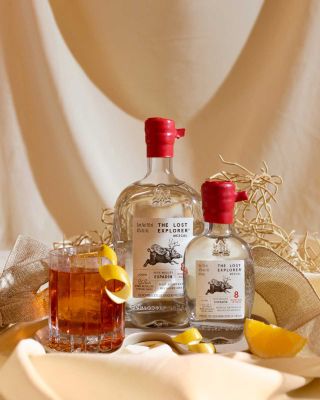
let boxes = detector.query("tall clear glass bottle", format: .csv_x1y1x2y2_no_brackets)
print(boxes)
113,117,203,327
184,180,255,343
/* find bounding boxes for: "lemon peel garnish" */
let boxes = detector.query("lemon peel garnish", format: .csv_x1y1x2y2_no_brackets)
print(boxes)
99,244,118,265
98,244,132,304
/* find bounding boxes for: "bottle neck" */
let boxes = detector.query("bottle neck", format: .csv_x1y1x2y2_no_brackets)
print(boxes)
205,222,233,237
147,157,174,175
138,157,182,185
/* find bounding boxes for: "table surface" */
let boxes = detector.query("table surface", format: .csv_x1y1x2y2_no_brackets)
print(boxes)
1,248,320,399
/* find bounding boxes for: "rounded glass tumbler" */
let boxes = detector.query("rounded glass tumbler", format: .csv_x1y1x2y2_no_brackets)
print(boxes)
48,244,124,352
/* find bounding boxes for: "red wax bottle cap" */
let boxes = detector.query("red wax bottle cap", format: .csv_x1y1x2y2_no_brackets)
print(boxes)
201,180,248,224
145,117,185,157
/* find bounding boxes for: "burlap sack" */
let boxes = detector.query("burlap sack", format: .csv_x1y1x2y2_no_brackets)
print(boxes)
0,235,49,326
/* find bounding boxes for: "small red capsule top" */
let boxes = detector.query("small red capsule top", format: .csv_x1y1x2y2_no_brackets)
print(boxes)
145,117,185,158
201,180,248,224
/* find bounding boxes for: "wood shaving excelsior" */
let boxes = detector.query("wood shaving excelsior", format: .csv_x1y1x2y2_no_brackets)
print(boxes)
55,208,114,249
210,155,319,272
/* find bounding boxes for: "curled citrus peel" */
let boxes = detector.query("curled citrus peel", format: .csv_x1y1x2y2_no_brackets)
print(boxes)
98,244,131,304
173,328,216,354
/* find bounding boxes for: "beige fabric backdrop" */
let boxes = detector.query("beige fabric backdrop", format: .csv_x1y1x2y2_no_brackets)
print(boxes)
0,0,319,249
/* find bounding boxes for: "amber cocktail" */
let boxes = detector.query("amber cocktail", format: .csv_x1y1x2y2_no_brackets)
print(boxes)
48,245,124,352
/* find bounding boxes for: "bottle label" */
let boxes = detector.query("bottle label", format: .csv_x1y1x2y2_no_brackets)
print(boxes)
132,217,193,298
196,260,245,319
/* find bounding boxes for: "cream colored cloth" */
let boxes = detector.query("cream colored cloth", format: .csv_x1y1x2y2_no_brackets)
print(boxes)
0,338,320,400
1,0,320,246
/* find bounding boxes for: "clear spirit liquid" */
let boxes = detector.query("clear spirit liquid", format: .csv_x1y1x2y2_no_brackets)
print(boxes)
184,223,255,343
114,158,202,327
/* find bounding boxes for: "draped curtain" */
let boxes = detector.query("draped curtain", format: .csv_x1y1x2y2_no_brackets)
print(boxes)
0,0,319,249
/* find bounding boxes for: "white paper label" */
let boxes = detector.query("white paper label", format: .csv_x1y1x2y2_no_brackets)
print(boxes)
132,217,193,298
196,260,245,319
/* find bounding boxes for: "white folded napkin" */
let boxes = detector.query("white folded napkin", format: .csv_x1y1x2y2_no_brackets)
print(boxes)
1,338,319,400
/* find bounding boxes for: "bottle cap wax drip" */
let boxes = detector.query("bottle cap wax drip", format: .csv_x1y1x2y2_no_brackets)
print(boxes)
201,180,248,224
145,117,185,157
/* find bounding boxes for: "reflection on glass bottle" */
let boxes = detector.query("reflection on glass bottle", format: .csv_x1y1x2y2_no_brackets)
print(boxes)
113,117,203,327
184,180,255,343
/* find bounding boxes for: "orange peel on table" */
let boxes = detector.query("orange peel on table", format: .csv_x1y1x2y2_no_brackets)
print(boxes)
244,319,307,358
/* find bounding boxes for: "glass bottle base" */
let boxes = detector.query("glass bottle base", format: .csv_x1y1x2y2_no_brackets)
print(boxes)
127,299,188,328
190,319,245,344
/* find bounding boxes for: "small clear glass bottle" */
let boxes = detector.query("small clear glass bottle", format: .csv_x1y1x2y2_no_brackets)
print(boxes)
183,180,254,343
113,117,202,328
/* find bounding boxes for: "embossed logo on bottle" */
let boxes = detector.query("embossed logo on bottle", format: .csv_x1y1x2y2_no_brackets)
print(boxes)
212,238,230,256
152,186,172,206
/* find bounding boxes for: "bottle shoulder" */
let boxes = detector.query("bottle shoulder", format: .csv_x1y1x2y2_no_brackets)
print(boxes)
114,182,201,210
185,233,252,261
177,182,202,202
114,183,148,207
113,182,203,236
